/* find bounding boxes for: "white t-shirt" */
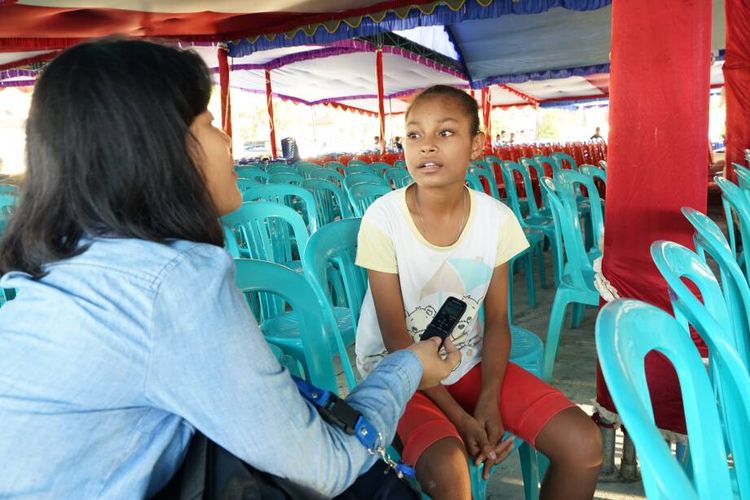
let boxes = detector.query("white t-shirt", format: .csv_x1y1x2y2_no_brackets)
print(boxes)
355,186,529,385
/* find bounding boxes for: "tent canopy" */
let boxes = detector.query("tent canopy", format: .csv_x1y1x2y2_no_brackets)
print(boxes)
0,0,727,112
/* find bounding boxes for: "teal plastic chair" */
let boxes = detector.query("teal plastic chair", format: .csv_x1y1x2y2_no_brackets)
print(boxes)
598,160,607,171
309,168,345,188
554,170,604,260
500,161,556,286
266,164,297,175
347,159,368,168
234,258,340,393
393,159,407,169
579,165,607,184
295,163,324,179
533,155,560,176
715,176,750,278
519,157,551,218
269,172,304,186
682,207,750,367
369,161,391,175
347,182,391,217
235,166,269,183
469,166,501,201
343,165,374,177
733,163,750,190
242,184,319,234
383,168,412,189
550,151,577,171
343,172,388,193
236,178,265,192
596,299,740,499
324,161,346,172
540,178,598,381
301,179,354,226
0,184,17,195
650,241,750,498
302,218,366,391
222,202,310,272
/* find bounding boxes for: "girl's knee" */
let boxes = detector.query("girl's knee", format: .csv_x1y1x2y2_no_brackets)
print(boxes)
415,438,471,496
538,408,603,468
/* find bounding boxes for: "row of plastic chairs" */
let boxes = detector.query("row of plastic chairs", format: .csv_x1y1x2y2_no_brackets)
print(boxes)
596,205,750,498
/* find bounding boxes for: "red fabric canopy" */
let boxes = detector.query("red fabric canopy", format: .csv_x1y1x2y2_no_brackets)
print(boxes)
723,0,750,182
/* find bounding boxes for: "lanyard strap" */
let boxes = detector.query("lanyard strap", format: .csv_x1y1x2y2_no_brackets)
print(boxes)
292,375,415,479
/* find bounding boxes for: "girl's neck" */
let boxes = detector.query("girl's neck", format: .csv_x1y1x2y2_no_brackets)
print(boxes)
411,183,466,217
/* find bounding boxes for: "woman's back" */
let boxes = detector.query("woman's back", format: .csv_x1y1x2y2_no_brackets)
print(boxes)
0,237,230,498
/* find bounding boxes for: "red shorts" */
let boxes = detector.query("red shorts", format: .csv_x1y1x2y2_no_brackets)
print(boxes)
397,362,574,466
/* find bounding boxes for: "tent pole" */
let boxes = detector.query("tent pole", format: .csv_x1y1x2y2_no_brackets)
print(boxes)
723,0,750,182
481,86,492,152
596,0,711,440
376,48,386,155
264,68,277,159
217,46,232,145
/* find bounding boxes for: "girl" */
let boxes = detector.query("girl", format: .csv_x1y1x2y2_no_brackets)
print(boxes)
0,39,459,499
355,85,602,499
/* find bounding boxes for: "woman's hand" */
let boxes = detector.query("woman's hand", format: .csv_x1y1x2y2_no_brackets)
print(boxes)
473,396,514,478
406,337,462,389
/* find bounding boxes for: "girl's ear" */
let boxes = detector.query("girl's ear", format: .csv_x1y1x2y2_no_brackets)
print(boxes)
470,132,485,160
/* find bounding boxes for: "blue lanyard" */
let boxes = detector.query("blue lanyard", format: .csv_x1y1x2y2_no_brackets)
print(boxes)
292,375,415,479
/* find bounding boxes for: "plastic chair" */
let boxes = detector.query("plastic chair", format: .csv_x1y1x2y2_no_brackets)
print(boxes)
302,218,366,390
222,201,310,272
324,161,346,173
266,164,297,175
301,179,354,226
242,184,319,234
235,166,269,183
269,172,304,186
540,178,598,381
343,165,374,176
733,163,750,190
347,159,368,168
578,165,607,184
682,207,750,367
343,172,388,193
715,176,750,278
550,151,577,171
295,163,324,179
554,170,604,259
650,241,750,497
468,166,502,201
369,162,392,175
234,259,340,393
500,161,556,286
0,184,17,195
596,299,741,499
383,168,413,189
346,182,392,217
309,168,345,188
519,157,551,218
393,160,407,169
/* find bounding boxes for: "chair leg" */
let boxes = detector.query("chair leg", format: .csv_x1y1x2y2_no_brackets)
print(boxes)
519,442,540,500
469,462,489,499
536,241,547,290
524,250,536,308
543,294,570,381
569,303,585,329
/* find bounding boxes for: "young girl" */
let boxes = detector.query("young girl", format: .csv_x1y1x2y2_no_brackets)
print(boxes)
356,85,602,499
0,39,459,499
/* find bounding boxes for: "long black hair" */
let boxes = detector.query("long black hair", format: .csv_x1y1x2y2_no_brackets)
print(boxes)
0,38,224,277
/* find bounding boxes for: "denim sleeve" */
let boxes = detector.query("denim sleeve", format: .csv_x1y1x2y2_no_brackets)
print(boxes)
144,245,422,497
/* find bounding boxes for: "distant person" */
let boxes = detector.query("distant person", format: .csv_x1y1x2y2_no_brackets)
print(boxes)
590,127,604,141
509,131,515,145
394,136,403,152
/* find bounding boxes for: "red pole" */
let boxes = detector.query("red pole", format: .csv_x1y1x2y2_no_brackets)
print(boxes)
481,86,492,152
217,47,232,141
376,48,386,155
723,0,750,182
597,0,711,434
265,68,277,159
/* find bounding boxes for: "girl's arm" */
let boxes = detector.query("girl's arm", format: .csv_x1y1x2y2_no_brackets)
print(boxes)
368,269,488,454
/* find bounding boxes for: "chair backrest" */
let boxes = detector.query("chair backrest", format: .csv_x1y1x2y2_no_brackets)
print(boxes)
222,201,310,267
383,168,413,189
309,168,345,188
324,161,346,173
295,163,324,179
393,159,407,169
550,151,578,171
303,218,366,389
715,175,750,267
343,165,373,176
235,166,269,184
0,184,19,195
598,159,607,170
347,159,368,168
468,166,501,200
343,172,388,193
347,182,392,217
533,154,560,176
301,178,354,226
650,241,750,498
734,163,750,190
579,164,607,184
596,299,737,499
499,161,540,219
242,184,319,233
266,164,297,175
682,206,750,367
268,172,305,186
369,162,391,175
541,177,591,288
236,178,265,192
554,170,605,255
234,259,339,393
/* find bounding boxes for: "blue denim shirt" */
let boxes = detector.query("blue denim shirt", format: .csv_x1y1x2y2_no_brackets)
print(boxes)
0,238,422,499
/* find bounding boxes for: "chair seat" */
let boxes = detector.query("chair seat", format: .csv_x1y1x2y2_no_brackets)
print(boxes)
510,326,544,378
262,306,354,354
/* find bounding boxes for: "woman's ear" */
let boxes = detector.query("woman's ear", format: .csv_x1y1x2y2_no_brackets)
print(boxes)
471,132,485,160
